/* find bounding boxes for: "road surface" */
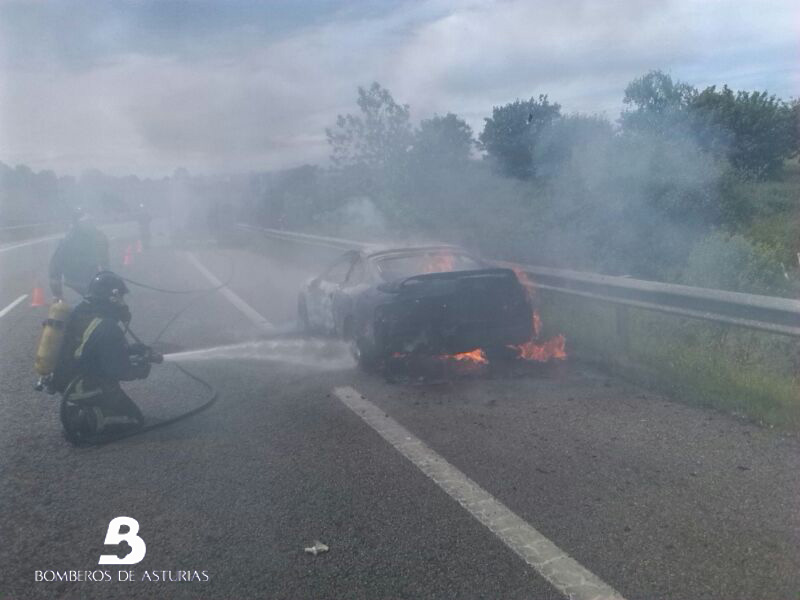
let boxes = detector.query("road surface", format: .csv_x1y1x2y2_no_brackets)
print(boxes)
1,233,798,599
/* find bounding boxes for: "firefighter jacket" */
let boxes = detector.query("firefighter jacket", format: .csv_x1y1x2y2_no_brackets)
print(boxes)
60,302,150,401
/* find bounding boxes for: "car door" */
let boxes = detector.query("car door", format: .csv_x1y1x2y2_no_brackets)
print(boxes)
307,252,357,333
332,257,369,335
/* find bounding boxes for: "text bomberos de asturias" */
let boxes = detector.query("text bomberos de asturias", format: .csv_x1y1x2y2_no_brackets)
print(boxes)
35,569,209,583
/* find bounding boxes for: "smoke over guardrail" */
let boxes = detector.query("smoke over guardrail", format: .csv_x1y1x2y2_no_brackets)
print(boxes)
236,223,800,338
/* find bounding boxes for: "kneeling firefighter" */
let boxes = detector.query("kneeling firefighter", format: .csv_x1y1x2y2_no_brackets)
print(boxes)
35,271,162,443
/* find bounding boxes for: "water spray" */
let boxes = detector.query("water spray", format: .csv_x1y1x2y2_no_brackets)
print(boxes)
161,339,356,371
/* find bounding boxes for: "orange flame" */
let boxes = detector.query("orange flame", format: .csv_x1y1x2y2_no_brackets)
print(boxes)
392,348,488,366
513,334,567,362
446,348,488,364
426,252,456,273
508,269,567,362
532,309,542,338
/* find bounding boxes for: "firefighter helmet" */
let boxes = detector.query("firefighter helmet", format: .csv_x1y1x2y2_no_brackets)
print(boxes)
86,271,131,323
87,271,129,300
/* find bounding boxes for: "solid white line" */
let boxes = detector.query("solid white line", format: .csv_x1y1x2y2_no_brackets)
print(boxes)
184,252,274,332
0,234,62,254
0,294,28,319
332,386,626,600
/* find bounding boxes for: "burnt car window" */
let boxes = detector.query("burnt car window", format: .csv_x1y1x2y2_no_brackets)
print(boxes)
376,252,482,282
324,256,355,283
345,259,366,286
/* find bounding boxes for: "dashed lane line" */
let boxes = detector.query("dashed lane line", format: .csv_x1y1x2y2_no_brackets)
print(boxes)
333,385,627,600
184,251,274,333
0,294,28,319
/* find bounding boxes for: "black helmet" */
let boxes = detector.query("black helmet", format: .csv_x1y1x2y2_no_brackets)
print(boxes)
87,271,129,300
86,271,131,323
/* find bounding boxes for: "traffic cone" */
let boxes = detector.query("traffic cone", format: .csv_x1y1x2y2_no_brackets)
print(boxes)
123,245,134,266
30,285,46,307
136,240,143,253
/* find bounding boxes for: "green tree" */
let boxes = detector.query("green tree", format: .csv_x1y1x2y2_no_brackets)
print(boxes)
388,113,476,232
409,113,474,169
533,113,614,177
478,95,561,179
326,82,412,170
691,85,798,179
620,70,697,135
622,70,696,112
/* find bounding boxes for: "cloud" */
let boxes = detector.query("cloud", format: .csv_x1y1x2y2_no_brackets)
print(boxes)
0,0,796,176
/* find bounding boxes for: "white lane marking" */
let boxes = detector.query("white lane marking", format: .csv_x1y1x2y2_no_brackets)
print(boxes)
333,386,626,600
0,294,28,319
0,234,62,253
184,252,274,332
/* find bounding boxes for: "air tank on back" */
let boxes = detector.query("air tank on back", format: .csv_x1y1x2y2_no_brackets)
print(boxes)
35,300,71,376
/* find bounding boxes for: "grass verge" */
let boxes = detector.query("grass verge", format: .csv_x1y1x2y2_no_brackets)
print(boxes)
539,293,800,429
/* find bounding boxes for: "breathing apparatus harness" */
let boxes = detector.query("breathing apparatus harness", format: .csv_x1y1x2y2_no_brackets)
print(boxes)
57,258,236,446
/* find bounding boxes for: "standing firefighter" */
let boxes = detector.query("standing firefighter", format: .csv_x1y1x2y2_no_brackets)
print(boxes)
50,271,162,443
49,210,110,298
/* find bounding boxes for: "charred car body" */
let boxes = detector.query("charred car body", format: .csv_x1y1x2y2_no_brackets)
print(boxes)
298,245,532,369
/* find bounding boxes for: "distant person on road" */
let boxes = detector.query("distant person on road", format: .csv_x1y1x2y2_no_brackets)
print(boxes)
55,271,161,443
49,209,110,298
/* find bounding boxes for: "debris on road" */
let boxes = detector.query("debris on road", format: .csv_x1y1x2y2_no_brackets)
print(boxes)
304,540,329,556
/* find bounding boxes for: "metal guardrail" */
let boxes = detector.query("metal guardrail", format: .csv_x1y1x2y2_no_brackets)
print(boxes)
237,224,800,338
235,223,366,251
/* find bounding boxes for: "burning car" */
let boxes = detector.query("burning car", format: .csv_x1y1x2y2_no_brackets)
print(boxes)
297,245,534,370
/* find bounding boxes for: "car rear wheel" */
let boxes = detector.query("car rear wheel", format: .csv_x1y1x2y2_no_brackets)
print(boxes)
344,316,381,372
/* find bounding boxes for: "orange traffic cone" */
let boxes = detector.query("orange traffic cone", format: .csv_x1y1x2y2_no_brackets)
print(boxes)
30,285,46,307
136,240,143,253
123,245,134,266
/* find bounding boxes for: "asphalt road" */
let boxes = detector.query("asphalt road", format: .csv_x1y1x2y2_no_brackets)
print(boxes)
1,234,799,600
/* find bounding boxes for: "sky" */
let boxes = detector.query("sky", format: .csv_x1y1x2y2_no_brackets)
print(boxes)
0,0,797,177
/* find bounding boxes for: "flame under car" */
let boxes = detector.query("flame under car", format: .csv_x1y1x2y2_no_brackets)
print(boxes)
298,245,533,370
